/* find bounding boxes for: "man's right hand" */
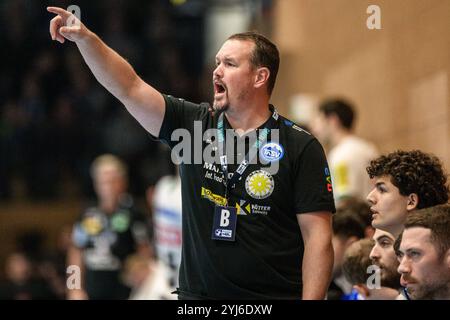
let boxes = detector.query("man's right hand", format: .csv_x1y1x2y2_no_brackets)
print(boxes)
48,6,89,44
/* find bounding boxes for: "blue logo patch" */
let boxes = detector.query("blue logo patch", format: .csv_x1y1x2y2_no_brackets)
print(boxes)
284,120,293,126
260,142,284,162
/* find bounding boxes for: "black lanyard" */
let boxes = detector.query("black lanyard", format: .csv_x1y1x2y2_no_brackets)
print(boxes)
216,106,279,204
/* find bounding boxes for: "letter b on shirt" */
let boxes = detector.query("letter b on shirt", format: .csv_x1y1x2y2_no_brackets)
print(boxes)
220,209,230,227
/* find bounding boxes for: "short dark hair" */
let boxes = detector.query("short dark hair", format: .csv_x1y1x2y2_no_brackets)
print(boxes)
404,204,450,257
366,150,449,209
394,233,402,256
338,196,373,229
319,99,355,130
228,32,279,96
342,238,375,285
332,210,366,239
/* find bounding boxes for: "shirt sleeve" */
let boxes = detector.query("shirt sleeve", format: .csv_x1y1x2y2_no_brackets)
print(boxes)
158,94,209,148
293,138,336,214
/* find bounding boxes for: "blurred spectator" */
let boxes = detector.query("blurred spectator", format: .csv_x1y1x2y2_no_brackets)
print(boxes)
311,98,378,205
148,166,182,294
0,252,57,300
67,154,152,299
0,0,204,200
337,196,375,239
122,254,174,300
327,209,366,300
342,239,399,300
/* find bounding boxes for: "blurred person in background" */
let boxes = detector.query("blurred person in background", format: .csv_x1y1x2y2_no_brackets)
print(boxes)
342,239,399,300
67,154,152,299
122,253,174,300
337,196,375,238
366,150,449,239
328,208,366,299
148,164,182,295
0,252,56,300
311,98,378,206
397,204,450,300
48,6,335,300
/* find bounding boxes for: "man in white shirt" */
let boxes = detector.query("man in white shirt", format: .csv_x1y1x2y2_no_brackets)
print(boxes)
312,99,378,205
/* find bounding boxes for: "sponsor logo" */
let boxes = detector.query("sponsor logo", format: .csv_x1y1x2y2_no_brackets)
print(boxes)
325,167,333,192
111,211,130,232
245,170,275,200
214,229,232,238
236,200,251,215
235,200,271,215
203,162,225,183
260,142,284,162
204,162,220,173
82,216,103,236
251,204,271,215
201,187,227,206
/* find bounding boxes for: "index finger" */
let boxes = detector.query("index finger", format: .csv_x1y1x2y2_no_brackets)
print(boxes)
47,6,72,19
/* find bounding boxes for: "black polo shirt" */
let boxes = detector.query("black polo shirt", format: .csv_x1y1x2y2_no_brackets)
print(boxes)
158,94,335,299
72,202,150,299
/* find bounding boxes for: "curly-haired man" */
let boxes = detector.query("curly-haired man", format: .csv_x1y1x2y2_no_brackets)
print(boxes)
366,150,449,238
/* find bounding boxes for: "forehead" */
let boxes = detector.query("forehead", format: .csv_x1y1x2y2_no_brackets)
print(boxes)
373,229,395,241
216,39,254,60
400,227,433,250
374,175,394,186
95,164,123,178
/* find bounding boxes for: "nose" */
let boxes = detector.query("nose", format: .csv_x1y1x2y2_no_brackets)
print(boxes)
213,63,223,79
367,188,376,206
397,256,410,275
369,245,380,261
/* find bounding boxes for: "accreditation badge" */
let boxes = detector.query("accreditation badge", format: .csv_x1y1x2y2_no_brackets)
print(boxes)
211,206,237,241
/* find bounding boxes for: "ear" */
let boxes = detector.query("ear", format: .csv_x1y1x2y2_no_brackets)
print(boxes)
445,248,450,269
345,236,359,248
406,193,419,211
254,67,270,90
365,226,376,239
353,284,369,299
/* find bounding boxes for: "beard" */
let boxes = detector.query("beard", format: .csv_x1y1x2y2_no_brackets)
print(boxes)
406,279,450,300
212,100,229,113
380,266,401,289
371,259,401,289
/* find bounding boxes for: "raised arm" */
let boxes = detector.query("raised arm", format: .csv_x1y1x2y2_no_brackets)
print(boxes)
47,6,165,136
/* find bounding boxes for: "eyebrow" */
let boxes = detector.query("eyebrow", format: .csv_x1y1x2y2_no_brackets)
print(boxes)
215,56,237,63
398,248,421,255
375,235,393,243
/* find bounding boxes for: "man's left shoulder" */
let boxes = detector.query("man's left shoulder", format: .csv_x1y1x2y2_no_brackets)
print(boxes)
277,116,315,148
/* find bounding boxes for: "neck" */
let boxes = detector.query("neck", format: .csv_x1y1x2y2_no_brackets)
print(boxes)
386,225,404,239
330,129,351,147
100,198,119,213
225,102,271,135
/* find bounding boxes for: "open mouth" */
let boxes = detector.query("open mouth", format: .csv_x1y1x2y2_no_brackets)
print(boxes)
214,82,226,95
